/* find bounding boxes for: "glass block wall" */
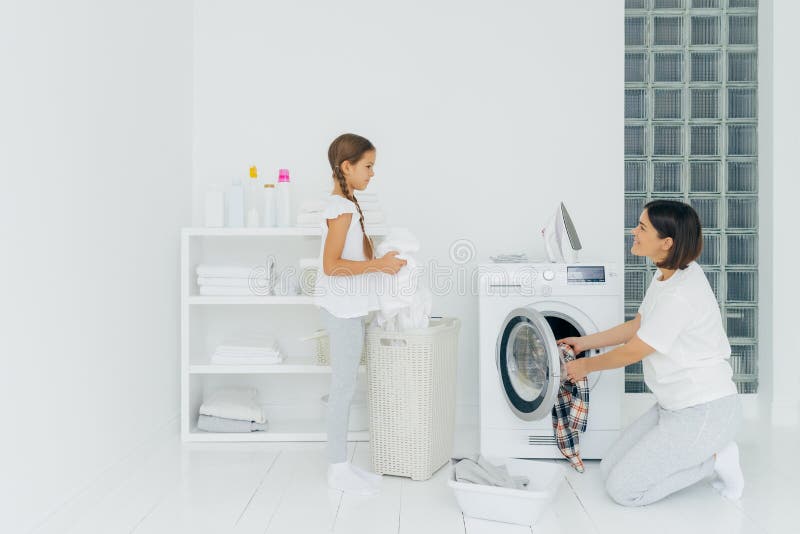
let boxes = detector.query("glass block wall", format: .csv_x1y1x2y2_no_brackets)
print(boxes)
624,0,758,394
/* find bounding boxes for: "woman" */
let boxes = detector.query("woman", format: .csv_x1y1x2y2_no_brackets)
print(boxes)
562,200,744,506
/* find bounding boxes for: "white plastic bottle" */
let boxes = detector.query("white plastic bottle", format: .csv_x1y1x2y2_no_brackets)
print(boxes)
246,165,260,227
262,183,276,227
275,168,291,227
227,177,244,227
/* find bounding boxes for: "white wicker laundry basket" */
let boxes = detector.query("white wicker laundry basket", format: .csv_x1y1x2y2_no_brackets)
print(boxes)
302,329,368,366
365,317,460,481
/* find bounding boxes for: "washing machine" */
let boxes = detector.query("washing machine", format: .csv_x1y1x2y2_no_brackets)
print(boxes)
479,262,624,460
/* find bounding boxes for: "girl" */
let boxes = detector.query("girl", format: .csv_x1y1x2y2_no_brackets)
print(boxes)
314,133,406,495
561,200,744,506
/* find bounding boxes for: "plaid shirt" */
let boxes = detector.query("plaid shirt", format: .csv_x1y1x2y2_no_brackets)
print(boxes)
551,344,590,473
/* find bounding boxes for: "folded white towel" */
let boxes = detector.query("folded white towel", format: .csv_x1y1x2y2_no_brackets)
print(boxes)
214,347,280,357
299,199,327,214
297,209,386,227
197,414,269,433
211,354,284,365
297,212,323,227
216,335,279,353
196,264,267,279
199,286,265,296
197,276,268,288
355,199,381,209
361,210,385,224
199,387,266,423
215,345,279,354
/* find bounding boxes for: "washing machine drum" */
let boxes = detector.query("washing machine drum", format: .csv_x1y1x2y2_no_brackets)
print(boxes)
496,307,563,421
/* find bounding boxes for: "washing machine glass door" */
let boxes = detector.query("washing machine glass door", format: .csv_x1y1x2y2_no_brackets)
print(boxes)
496,307,561,421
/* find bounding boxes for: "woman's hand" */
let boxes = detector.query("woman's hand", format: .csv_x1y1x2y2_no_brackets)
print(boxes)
376,251,407,274
565,358,591,382
557,336,589,355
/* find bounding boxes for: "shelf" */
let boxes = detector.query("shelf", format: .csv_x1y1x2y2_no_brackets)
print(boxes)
187,295,314,305
186,422,370,442
182,226,390,237
189,357,365,374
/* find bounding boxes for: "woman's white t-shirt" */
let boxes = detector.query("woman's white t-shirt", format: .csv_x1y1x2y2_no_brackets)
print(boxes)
313,195,379,318
637,261,737,410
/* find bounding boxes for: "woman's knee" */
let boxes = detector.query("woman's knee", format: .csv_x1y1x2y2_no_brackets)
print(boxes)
604,467,646,507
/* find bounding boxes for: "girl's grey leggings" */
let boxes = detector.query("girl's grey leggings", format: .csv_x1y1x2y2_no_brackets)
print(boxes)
319,307,365,464
600,393,742,506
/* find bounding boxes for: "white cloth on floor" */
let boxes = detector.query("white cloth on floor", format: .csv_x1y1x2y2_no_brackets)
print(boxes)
199,387,266,423
452,455,529,490
370,228,432,331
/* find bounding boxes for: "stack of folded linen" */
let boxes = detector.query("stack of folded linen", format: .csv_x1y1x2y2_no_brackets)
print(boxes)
296,199,327,227
211,334,284,365
296,192,387,227
353,191,386,227
196,262,274,296
198,387,268,433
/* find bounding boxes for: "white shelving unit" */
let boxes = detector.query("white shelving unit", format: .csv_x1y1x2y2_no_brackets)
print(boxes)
180,225,389,442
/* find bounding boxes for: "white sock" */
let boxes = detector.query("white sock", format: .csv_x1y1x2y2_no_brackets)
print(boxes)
327,462,379,496
349,463,382,486
712,442,744,500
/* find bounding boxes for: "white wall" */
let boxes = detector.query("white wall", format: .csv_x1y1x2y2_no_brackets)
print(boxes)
193,0,623,418
0,1,193,531
769,0,800,425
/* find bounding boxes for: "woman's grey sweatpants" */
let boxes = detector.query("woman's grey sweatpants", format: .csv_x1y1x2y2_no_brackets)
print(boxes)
319,307,366,464
600,393,742,506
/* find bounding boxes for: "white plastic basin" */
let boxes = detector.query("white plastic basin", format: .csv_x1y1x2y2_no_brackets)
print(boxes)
448,458,565,526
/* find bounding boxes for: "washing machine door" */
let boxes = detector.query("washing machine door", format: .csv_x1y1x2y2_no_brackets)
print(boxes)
496,307,561,421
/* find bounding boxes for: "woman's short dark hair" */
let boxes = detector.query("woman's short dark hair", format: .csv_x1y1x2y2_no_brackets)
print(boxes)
644,200,703,270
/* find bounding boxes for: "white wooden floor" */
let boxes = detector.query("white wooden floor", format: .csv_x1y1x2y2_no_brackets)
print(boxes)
40,421,793,534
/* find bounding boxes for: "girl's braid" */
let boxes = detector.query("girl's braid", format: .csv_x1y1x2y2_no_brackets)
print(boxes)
334,166,374,259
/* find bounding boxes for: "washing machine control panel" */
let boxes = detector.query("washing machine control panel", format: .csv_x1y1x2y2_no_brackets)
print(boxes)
480,263,621,298
566,265,606,284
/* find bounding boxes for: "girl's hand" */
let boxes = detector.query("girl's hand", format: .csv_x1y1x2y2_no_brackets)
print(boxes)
558,336,588,355
377,251,407,274
565,358,590,382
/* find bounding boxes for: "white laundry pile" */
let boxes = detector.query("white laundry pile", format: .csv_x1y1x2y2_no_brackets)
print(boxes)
198,387,268,433
296,192,387,227
211,334,284,365
370,228,432,331
195,262,274,296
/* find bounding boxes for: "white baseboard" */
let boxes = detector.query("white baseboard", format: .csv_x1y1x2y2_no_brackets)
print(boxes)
31,414,180,534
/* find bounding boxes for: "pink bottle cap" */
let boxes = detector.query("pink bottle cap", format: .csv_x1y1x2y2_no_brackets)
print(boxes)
278,169,290,182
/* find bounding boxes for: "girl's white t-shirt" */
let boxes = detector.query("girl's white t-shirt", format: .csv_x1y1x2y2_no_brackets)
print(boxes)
637,261,737,410
313,194,379,318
